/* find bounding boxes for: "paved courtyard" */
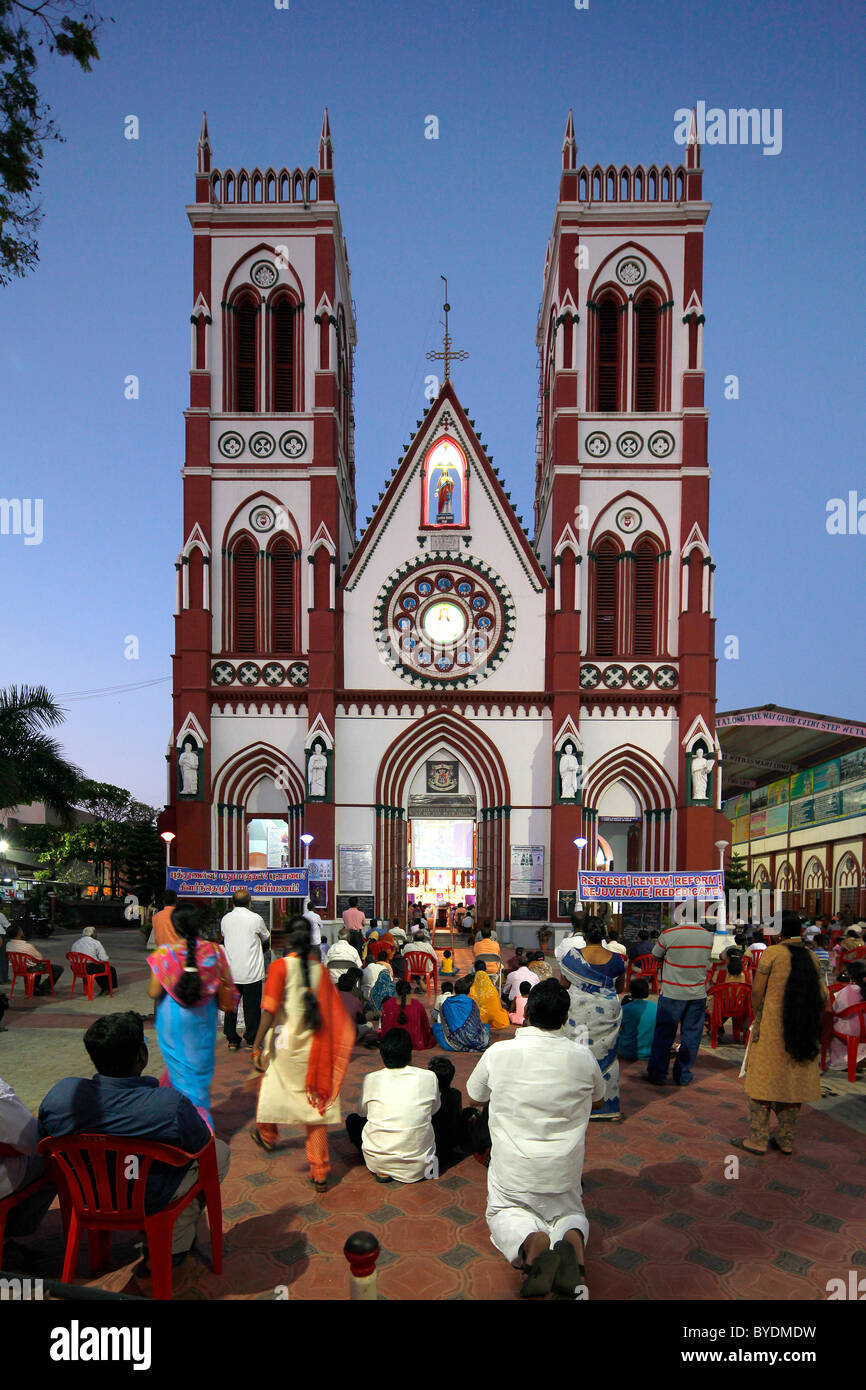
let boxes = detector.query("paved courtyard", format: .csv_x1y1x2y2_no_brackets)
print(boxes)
2,927,865,1300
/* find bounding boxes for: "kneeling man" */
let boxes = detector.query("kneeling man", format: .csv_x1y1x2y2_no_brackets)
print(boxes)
467,978,604,1299
345,1028,440,1183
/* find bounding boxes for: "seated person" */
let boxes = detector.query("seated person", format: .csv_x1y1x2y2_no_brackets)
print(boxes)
432,980,454,1024
504,959,537,1002
473,925,500,963
379,979,436,1051
603,926,628,958
527,949,553,981
626,929,652,961
706,952,750,1038
388,917,408,947
38,1012,230,1266
555,913,587,962
432,975,491,1053
69,926,118,993
440,948,457,976
618,978,658,1060
508,979,532,1026
361,955,394,1004
406,932,438,991
344,1028,440,1183
336,968,373,1040
827,960,866,1071
0,1075,57,1242
469,960,510,1031
504,945,526,975
462,909,476,943
428,1055,464,1169
6,925,63,994
325,932,363,984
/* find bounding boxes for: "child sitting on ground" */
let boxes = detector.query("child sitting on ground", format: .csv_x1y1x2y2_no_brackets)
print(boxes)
432,979,454,1024
508,979,532,1026
428,1055,464,1169
440,948,456,975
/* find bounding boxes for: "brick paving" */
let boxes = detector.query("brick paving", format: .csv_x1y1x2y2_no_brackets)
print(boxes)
2,928,865,1300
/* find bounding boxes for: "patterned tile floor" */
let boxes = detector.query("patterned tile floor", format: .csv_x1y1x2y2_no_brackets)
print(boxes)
4,932,866,1300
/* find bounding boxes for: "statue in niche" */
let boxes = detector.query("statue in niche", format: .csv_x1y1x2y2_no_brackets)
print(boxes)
559,742,580,801
308,742,328,798
178,741,199,796
691,746,715,802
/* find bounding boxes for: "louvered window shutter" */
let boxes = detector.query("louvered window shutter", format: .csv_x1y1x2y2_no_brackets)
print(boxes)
597,299,619,411
236,298,258,412
273,300,294,412
595,546,617,657
633,544,656,657
635,299,659,411
271,543,295,652
233,542,257,652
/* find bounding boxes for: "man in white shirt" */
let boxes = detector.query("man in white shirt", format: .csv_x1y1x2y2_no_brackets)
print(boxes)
302,899,324,956
467,977,604,1300
503,962,538,1003
69,926,118,993
325,936,363,984
345,1028,440,1183
220,889,269,1050
0,1076,56,1236
406,931,437,992
555,912,586,962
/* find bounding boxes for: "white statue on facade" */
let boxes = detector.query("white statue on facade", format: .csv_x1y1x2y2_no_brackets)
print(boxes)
308,744,328,798
559,742,580,800
691,748,715,801
178,744,199,795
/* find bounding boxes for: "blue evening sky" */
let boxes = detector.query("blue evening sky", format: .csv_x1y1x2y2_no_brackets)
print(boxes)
2,0,864,806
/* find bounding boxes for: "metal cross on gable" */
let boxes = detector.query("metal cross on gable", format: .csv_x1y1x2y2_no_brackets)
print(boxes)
426,275,469,382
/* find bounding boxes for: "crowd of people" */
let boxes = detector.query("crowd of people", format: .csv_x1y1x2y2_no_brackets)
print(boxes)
1,893,864,1300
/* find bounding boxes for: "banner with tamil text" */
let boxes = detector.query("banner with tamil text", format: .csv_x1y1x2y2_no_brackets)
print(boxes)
167,867,308,897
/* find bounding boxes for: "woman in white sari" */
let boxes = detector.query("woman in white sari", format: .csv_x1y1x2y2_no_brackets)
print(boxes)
559,917,625,1120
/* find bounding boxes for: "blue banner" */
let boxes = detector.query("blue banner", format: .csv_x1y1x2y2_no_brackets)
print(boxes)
578,870,725,902
167,867,309,897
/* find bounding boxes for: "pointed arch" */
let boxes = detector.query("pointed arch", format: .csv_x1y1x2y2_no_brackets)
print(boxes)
582,744,677,871
588,531,624,658
211,742,306,870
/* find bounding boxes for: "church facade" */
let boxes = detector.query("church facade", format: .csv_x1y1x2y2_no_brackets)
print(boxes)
161,111,722,925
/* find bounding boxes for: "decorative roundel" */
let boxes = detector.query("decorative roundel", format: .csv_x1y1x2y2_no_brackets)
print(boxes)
616,256,646,286
616,506,643,535
237,662,261,685
280,430,307,459
212,661,235,685
249,432,275,458
287,661,309,686
602,664,627,689
655,665,678,689
585,432,610,458
250,260,278,289
374,560,515,687
218,431,244,458
262,662,285,686
616,431,643,458
250,504,275,533
648,430,675,458
579,664,601,689
629,664,653,689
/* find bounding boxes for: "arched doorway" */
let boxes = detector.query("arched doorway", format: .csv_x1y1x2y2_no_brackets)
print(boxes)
405,752,477,923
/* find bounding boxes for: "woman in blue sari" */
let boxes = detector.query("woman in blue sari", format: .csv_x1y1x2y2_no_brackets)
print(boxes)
432,976,491,1052
559,917,625,1119
147,905,238,1129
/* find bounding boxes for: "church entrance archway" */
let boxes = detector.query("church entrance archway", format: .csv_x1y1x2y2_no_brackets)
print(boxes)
405,752,477,926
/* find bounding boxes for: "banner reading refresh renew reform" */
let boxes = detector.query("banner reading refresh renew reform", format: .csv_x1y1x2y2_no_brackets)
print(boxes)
578,870,725,901
167,867,309,897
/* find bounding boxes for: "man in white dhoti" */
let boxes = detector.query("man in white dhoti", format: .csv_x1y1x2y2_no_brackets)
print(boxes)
466,977,604,1299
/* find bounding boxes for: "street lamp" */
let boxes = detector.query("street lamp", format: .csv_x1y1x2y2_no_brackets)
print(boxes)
160,831,176,872
574,836,588,909
300,832,314,889
714,839,730,930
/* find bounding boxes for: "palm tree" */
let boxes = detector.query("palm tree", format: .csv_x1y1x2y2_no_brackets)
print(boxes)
0,685,81,820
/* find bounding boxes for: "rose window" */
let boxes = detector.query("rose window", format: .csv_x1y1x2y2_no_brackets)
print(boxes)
375,563,512,685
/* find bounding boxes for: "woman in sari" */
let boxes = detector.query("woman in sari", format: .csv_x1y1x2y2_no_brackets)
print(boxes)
470,961,511,1031
432,975,491,1052
147,905,238,1129
527,950,554,983
379,980,436,1051
559,917,625,1120
251,918,355,1191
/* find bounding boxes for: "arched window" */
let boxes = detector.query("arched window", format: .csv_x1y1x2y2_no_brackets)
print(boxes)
272,296,295,411
270,541,296,652
634,293,660,411
235,293,258,412
188,547,204,610
596,295,620,412
233,539,258,652
593,541,618,657
633,539,657,656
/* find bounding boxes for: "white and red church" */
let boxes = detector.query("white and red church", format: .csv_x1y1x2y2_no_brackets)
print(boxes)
159,110,724,925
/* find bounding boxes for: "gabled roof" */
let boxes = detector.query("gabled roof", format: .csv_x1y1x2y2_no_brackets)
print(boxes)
340,378,548,592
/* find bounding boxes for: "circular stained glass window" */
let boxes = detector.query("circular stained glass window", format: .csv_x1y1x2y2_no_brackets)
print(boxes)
421,601,467,645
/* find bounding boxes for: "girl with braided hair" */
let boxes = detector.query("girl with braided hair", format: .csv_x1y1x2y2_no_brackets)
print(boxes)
250,917,355,1190
378,978,436,1051
147,904,238,1128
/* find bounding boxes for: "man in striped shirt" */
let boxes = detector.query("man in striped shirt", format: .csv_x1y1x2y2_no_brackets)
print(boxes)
645,913,715,1086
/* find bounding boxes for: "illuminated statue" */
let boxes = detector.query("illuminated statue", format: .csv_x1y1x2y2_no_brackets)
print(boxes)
435,467,455,521
691,748,715,801
179,744,199,795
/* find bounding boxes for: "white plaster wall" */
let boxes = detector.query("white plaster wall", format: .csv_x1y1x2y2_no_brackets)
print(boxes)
210,709,308,788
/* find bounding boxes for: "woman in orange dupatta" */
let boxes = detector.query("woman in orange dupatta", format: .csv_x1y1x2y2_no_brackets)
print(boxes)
250,919,355,1191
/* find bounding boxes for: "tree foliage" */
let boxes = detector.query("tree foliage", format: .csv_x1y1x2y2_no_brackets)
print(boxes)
0,683,81,816
23,781,162,902
0,1,105,286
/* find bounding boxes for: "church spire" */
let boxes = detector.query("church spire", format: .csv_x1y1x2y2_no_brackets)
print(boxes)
559,109,578,200
426,276,469,383
317,107,335,198
196,112,211,174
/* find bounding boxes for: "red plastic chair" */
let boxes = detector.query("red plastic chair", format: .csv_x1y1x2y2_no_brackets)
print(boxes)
6,949,54,998
748,946,766,971
626,954,660,994
67,951,113,1001
403,949,439,999
365,940,382,963
821,1000,866,1081
707,982,753,1048
0,1141,61,1268
38,1132,223,1300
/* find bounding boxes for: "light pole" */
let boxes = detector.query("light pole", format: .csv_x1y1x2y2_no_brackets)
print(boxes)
715,839,730,930
300,833,314,903
160,831,175,877
573,837,588,911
